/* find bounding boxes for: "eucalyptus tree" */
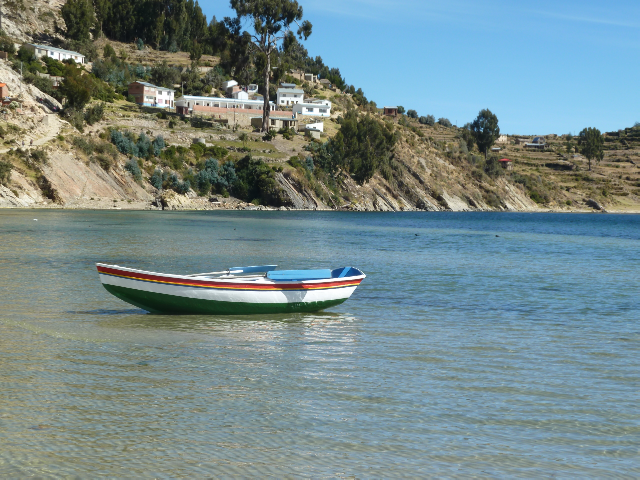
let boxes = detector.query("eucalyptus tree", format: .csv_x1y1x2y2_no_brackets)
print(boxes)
578,127,604,171
470,109,500,159
230,0,312,131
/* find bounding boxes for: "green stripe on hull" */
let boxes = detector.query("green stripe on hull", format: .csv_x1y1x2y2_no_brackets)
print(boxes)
103,284,348,315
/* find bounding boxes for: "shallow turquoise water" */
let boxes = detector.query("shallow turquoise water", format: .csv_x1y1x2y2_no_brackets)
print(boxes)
0,210,639,477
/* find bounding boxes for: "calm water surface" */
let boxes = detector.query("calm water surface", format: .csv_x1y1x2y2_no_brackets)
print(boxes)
0,210,639,477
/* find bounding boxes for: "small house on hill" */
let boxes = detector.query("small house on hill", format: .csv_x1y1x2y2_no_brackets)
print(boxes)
304,73,317,83
232,90,249,100
0,83,8,99
128,81,175,108
383,106,398,117
221,80,237,92
499,158,513,170
292,100,331,118
524,137,549,150
24,44,85,64
251,114,298,131
276,87,304,106
496,135,508,143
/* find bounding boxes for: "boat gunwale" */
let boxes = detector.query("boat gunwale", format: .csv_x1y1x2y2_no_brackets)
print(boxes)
96,263,366,286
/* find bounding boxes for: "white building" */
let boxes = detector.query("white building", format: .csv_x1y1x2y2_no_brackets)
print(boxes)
277,87,304,106
127,81,175,108
305,121,324,132
292,100,331,117
232,90,249,100
221,80,238,91
247,84,259,94
24,44,85,64
155,86,175,108
175,95,276,115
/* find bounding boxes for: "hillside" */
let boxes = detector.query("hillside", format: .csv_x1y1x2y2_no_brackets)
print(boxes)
0,2,639,212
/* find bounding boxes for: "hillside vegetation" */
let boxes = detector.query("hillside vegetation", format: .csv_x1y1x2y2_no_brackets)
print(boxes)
0,0,638,212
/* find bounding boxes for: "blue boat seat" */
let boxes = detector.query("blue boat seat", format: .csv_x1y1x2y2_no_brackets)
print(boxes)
267,269,332,281
331,267,364,278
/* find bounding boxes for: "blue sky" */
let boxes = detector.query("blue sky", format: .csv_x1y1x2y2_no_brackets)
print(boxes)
202,0,640,134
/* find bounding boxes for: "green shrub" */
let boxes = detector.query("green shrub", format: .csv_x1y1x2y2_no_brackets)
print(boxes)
24,72,54,96
438,118,452,127
84,103,105,125
152,136,165,156
66,108,85,132
73,136,93,155
484,156,504,178
529,190,548,204
137,132,151,158
150,169,164,189
124,158,142,182
103,43,116,60
419,115,435,126
262,129,277,141
190,142,205,158
407,109,418,119
94,154,113,170
484,192,502,208
0,160,11,184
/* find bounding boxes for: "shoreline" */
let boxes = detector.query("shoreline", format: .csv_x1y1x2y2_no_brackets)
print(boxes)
2,204,639,214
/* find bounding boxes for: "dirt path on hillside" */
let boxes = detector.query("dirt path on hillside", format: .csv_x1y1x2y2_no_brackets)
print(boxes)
0,114,63,154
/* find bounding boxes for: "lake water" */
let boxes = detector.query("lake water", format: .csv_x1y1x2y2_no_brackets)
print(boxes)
0,210,639,477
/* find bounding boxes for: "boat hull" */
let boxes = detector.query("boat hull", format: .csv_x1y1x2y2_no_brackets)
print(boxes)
97,264,364,315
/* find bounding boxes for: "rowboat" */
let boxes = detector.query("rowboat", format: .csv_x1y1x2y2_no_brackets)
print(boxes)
96,263,366,315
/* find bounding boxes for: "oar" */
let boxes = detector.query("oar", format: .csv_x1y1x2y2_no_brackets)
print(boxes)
184,270,230,277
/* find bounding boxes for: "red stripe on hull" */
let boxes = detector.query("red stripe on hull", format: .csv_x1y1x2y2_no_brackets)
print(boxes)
97,266,363,291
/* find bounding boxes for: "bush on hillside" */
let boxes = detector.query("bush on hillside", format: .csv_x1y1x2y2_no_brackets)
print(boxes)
438,118,452,127
263,129,277,141
125,158,142,182
23,73,54,96
103,43,117,60
150,169,165,190
484,155,504,178
84,103,105,125
407,109,418,119
152,136,166,156
111,129,138,156
419,115,435,126
66,108,85,132
0,160,12,184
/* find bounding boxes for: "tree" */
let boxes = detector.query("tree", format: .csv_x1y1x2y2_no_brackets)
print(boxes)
230,0,312,132
437,117,452,127
151,60,180,88
397,106,405,114
470,109,500,159
419,115,435,126
61,0,95,42
189,41,203,62
460,122,475,151
59,70,93,108
407,109,418,119
578,127,604,171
